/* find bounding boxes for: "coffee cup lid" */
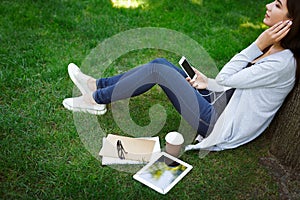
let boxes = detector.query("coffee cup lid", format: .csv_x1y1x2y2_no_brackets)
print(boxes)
165,131,184,145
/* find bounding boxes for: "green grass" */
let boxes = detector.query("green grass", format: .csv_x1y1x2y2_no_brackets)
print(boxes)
0,0,279,199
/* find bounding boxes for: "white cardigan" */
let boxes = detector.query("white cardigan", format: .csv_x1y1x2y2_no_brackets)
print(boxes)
185,43,296,151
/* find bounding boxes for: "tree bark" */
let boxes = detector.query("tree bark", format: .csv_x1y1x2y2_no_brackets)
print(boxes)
265,81,300,171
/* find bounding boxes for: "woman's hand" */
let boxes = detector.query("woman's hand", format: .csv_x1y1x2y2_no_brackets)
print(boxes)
186,67,208,89
255,20,292,51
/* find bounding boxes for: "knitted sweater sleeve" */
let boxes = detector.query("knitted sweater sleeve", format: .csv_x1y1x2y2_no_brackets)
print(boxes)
215,43,287,88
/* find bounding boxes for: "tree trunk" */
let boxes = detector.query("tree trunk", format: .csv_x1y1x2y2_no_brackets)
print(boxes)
265,81,300,171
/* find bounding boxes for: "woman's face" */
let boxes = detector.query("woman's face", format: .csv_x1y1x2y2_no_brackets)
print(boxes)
264,0,290,27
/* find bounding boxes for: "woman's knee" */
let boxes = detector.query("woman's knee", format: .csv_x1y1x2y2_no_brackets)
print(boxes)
149,58,179,70
150,58,171,66
150,58,186,77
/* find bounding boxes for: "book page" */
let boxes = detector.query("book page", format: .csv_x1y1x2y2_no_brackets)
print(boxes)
99,134,156,162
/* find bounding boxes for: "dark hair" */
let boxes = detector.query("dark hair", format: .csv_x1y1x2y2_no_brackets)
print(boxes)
281,0,300,84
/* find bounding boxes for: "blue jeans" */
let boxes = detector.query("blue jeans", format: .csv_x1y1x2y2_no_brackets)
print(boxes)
93,58,217,137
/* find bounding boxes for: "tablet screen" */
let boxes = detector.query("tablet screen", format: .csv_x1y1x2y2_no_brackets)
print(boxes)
133,152,192,194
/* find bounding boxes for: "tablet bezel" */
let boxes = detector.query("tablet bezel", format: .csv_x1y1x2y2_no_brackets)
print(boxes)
133,152,193,194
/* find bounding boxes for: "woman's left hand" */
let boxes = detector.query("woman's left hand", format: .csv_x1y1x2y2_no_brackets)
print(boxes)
186,67,208,89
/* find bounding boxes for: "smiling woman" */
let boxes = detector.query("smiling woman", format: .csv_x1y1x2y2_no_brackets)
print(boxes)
63,0,300,153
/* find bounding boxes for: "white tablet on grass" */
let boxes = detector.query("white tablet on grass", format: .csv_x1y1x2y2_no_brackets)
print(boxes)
133,152,193,194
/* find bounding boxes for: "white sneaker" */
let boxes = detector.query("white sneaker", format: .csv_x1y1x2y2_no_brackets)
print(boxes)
68,63,96,95
62,96,107,115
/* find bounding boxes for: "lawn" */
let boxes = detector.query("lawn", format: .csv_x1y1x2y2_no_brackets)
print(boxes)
0,0,280,199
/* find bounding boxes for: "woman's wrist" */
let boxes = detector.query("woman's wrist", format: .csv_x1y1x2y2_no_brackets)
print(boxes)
255,40,267,51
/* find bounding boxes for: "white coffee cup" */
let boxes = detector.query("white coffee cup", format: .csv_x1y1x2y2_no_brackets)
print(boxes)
165,131,184,158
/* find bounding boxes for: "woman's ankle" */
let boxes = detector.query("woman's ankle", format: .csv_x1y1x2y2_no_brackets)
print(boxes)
87,78,97,92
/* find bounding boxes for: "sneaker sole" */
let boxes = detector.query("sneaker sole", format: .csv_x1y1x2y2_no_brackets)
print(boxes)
62,99,107,115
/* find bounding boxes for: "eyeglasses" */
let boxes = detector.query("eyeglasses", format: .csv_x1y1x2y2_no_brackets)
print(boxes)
117,140,128,159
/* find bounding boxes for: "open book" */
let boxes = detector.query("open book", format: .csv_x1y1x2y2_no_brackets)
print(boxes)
99,134,161,165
